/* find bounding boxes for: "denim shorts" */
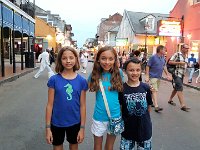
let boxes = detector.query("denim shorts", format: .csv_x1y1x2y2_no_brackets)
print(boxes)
120,137,152,150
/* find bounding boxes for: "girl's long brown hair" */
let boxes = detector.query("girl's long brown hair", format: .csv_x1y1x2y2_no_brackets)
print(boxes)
89,46,123,92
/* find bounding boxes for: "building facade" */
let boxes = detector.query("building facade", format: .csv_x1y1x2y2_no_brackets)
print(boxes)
117,10,168,54
97,13,122,46
166,0,200,63
0,0,35,77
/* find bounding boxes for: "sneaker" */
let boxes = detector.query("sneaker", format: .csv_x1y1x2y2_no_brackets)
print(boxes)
168,101,176,106
155,107,163,112
181,106,190,112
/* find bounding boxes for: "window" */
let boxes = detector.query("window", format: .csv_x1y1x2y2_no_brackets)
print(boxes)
194,0,200,4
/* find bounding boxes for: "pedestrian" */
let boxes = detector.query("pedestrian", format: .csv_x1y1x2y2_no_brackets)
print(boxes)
141,53,148,73
187,53,197,83
119,58,153,150
133,50,142,81
80,48,88,74
49,48,55,66
168,44,190,112
145,45,171,112
88,46,124,150
122,51,128,67
45,46,88,150
34,49,55,79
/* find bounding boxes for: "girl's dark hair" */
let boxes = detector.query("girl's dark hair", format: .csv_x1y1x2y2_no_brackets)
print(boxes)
134,50,141,57
55,46,80,73
123,57,141,70
89,46,123,92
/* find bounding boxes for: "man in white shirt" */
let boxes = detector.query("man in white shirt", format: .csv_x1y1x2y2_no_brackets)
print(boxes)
80,50,88,74
34,49,54,78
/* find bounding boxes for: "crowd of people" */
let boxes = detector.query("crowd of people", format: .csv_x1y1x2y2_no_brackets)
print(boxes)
40,44,199,150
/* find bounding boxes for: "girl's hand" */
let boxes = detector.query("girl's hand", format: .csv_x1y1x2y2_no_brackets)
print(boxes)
46,128,53,144
77,128,85,144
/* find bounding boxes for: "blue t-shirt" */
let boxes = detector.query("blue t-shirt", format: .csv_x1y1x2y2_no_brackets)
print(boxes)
188,57,196,68
88,70,124,121
119,82,153,141
147,54,165,78
47,73,88,127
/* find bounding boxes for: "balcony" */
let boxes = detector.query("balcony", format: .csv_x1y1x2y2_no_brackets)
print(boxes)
20,1,35,18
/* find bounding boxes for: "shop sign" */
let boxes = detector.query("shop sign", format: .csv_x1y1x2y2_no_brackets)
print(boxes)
157,20,181,37
116,38,128,46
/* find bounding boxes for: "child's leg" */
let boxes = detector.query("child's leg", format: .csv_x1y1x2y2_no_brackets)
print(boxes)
94,135,103,150
53,144,64,150
136,137,152,150
105,134,116,150
120,137,135,150
69,143,78,150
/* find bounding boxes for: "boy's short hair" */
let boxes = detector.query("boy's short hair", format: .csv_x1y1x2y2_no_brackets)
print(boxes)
123,57,141,70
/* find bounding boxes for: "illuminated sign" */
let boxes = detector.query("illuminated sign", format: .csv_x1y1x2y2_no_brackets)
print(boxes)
157,20,182,37
116,38,128,46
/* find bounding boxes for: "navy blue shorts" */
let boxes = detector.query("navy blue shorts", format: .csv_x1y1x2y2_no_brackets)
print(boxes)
51,123,80,145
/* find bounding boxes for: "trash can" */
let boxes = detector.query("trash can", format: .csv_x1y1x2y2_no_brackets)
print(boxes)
24,51,35,68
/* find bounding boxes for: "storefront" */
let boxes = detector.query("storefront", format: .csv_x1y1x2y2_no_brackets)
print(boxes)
0,2,35,77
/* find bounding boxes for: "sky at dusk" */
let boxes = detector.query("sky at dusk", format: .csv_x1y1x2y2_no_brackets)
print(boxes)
35,0,178,48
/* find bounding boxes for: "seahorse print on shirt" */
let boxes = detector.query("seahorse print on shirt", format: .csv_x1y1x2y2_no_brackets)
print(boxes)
64,83,73,100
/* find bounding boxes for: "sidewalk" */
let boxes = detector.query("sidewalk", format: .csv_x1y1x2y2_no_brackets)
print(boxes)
0,62,39,86
162,70,200,91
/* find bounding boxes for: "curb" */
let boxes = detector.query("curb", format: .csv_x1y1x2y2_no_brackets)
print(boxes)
0,67,39,86
162,77,200,91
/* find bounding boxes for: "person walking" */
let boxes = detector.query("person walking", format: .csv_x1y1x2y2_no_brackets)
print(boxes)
119,58,153,150
45,46,88,150
187,53,196,83
168,44,190,112
145,45,171,112
34,49,54,78
88,46,124,150
80,48,88,74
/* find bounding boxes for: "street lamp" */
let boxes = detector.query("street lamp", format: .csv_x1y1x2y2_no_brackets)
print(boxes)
144,24,149,52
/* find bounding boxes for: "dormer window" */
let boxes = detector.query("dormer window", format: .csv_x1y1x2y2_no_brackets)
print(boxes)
140,15,155,31
147,18,154,31
194,0,200,4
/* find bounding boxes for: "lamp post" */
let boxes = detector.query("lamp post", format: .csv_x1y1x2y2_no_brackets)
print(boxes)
144,24,149,53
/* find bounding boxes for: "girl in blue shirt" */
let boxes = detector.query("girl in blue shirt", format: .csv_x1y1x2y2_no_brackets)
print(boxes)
45,46,88,150
88,46,123,150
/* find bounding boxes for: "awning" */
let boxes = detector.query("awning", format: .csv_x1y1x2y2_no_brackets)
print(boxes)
22,17,29,35
29,21,35,36
14,13,22,32
3,5,13,29
0,3,2,27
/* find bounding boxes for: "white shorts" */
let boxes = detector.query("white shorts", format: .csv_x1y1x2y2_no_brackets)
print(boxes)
91,119,109,137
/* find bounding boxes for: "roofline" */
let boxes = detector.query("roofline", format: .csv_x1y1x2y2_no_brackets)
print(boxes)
124,10,136,34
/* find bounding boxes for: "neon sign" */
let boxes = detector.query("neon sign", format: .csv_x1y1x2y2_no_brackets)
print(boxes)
157,20,182,37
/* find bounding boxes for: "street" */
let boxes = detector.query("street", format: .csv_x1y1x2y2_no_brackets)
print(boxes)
0,62,200,150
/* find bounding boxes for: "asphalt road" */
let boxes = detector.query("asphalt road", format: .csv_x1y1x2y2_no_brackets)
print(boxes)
0,62,200,150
